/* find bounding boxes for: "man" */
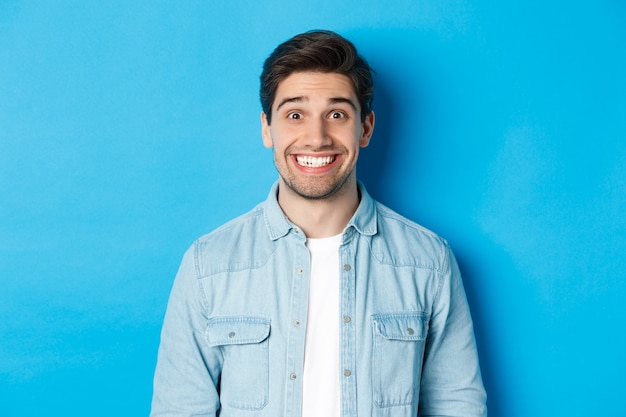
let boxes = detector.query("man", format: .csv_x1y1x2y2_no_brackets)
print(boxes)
151,30,487,417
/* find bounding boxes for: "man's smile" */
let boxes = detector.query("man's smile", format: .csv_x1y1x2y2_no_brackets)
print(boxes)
295,155,336,168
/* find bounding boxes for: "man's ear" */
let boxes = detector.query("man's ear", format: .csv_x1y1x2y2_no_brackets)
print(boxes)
359,111,375,148
261,112,273,148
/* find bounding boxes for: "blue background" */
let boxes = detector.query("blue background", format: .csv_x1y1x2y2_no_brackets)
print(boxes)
1,1,625,415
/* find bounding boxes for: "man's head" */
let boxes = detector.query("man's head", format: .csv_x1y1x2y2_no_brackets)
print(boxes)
259,30,376,206
260,30,374,124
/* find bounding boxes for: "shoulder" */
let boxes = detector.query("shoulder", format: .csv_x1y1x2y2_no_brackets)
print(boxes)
190,202,276,277
371,201,452,273
194,203,265,247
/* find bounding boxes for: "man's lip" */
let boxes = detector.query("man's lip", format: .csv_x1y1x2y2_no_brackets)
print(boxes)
291,154,341,170
292,152,338,157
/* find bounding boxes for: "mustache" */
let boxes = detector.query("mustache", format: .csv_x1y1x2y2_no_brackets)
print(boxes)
285,145,345,153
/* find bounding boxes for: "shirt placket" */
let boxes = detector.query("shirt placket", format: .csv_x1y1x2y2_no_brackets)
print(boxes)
284,228,310,417
339,233,357,417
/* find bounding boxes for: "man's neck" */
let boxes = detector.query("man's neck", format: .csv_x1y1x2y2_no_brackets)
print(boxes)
277,180,360,239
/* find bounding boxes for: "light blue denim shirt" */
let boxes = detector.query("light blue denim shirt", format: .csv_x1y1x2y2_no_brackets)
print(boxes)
151,182,487,417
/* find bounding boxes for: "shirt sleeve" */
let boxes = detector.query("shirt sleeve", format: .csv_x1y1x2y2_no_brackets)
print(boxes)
418,244,487,417
150,245,221,417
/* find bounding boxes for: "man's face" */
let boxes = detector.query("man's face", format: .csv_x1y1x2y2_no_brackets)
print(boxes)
261,71,374,201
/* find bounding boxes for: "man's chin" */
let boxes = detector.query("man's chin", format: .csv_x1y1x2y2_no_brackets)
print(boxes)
280,178,348,201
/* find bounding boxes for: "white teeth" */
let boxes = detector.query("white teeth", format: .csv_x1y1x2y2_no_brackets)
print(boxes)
296,155,334,167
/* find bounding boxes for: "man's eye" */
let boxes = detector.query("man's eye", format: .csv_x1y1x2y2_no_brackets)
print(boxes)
288,112,302,120
330,111,346,119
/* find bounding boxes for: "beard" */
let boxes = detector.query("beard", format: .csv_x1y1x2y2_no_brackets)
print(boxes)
274,153,356,201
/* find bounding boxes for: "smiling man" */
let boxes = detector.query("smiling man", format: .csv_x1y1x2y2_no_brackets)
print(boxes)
151,30,487,417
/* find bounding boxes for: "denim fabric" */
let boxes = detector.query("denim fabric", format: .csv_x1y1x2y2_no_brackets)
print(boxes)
151,182,487,417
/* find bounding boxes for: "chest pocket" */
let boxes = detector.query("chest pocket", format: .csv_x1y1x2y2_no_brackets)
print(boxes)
371,312,429,408
206,316,271,410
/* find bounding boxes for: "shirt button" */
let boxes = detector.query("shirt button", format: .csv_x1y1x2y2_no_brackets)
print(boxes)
407,328,414,335
290,373,297,380
343,316,351,323
228,332,235,338
294,320,301,327
344,369,351,377
343,264,351,271
297,267,304,274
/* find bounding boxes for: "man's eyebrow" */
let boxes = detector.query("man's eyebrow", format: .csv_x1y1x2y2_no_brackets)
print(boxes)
275,96,358,112
275,96,306,112
329,97,358,111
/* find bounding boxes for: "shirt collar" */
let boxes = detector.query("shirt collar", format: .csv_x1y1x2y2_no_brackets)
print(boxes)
262,180,378,240
348,180,378,236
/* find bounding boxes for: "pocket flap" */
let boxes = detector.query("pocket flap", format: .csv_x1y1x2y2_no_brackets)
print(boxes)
372,312,429,341
206,316,271,347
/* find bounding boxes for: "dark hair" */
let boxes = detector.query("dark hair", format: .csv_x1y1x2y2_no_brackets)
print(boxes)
260,30,374,123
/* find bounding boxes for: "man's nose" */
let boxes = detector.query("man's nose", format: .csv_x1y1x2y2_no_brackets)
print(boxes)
303,117,332,148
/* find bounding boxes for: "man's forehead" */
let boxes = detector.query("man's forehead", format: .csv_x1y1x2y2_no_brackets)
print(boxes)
273,71,358,108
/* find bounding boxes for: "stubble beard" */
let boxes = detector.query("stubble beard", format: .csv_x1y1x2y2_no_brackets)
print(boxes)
274,153,355,201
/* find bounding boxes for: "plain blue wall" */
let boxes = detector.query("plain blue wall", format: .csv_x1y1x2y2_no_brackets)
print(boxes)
1,1,625,415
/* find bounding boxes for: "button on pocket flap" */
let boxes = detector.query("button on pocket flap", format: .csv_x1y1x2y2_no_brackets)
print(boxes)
372,312,428,341
206,316,270,347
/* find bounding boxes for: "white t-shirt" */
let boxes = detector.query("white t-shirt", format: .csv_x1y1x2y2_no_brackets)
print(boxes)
302,233,342,417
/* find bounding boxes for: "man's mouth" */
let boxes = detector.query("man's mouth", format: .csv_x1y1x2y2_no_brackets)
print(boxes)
295,155,336,168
